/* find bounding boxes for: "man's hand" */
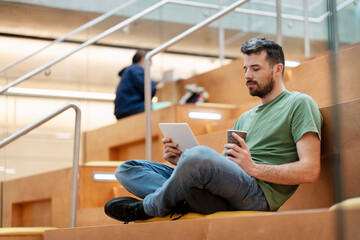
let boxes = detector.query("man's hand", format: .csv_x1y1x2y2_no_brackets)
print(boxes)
224,132,321,185
162,137,182,165
223,133,256,175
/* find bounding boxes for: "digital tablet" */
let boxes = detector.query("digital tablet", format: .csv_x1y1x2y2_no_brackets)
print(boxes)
159,123,199,152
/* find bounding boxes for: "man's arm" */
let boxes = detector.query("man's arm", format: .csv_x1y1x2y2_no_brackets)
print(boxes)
223,132,321,185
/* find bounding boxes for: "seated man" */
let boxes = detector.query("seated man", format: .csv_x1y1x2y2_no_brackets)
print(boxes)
105,37,323,223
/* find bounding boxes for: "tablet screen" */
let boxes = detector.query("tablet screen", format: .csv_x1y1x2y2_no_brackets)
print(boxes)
159,123,199,152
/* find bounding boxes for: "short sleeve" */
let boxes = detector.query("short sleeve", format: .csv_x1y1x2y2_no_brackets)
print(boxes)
291,94,323,143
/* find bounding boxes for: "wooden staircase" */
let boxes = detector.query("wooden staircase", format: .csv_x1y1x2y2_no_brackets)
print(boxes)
2,43,360,240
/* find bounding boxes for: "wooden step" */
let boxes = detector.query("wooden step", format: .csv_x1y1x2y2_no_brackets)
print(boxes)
0,227,56,240
44,208,360,240
4,98,360,228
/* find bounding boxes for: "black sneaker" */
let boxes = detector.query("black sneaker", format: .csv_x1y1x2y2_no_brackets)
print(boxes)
168,200,193,221
104,197,152,224
185,187,231,214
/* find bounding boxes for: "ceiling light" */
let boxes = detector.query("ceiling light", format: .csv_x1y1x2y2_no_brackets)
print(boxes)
5,168,16,174
188,111,222,120
285,60,301,67
0,166,16,174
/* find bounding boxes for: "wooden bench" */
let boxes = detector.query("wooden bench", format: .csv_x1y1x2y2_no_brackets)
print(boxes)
44,208,360,240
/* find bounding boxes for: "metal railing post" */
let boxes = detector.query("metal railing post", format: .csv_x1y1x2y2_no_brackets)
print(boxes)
0,103,81,228
144,0,249,161
218,0,225,66
304,0,310,58
276,0,282,45
69,105,81,228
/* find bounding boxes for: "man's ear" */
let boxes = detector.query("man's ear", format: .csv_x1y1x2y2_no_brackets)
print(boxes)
275,63,284,75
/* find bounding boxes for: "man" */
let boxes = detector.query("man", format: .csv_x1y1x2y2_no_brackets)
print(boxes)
105,37,323,223
114,49,157,119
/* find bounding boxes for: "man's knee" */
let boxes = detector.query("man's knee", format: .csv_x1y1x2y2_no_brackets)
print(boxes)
115,160,138,184
177,146,217,171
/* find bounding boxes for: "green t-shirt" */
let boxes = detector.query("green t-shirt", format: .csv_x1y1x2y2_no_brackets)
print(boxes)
229,90,323,211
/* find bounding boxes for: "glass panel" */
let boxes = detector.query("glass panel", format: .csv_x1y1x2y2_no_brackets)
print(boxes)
0,0,151,182
337,0,360,45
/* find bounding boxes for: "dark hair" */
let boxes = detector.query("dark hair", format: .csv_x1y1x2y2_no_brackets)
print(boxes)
241,37,285,75
132,49,147,64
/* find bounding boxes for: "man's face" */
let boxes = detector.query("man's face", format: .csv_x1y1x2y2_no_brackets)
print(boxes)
243,51,275,98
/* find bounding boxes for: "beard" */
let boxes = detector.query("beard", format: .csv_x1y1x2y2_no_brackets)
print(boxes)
247,72,275,98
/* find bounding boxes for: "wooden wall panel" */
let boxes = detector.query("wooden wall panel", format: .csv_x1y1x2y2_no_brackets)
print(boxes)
174,59,260,106
83,104,237,163
175,104,237,136
3,168,72,228
11,199,52,227
83,106,177,163
76,207,119,227
197,131,226,154
158,43,360,110
3,166,131,228
109,136,162,162
78,166,118,209
285,43,360,107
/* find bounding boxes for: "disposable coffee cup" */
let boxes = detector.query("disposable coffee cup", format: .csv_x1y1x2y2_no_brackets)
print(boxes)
227,130,247,147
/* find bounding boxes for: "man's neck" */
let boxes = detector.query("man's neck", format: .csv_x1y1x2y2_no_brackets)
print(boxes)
261,84,286,105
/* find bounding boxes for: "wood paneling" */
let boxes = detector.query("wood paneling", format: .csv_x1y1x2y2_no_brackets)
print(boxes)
12,199,51,227
3,168,72,228
285,43,360,107
78,166,118,209
83,104,237,163
3,166,128,227
159,43,360,110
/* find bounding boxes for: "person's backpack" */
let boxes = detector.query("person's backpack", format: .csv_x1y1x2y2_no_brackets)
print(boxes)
178,84,209,104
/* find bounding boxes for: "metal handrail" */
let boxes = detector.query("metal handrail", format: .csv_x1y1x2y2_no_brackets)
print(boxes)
0,0,169,95
0,0,137,74
144,0,250,161
0,102,81,228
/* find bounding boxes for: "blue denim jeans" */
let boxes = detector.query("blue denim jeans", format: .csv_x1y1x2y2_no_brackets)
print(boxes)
116,146,269,217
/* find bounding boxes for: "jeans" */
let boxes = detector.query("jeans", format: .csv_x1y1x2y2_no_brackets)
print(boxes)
115,146,269,217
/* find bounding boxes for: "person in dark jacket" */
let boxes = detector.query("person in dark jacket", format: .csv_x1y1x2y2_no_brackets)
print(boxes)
114,49,157,119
